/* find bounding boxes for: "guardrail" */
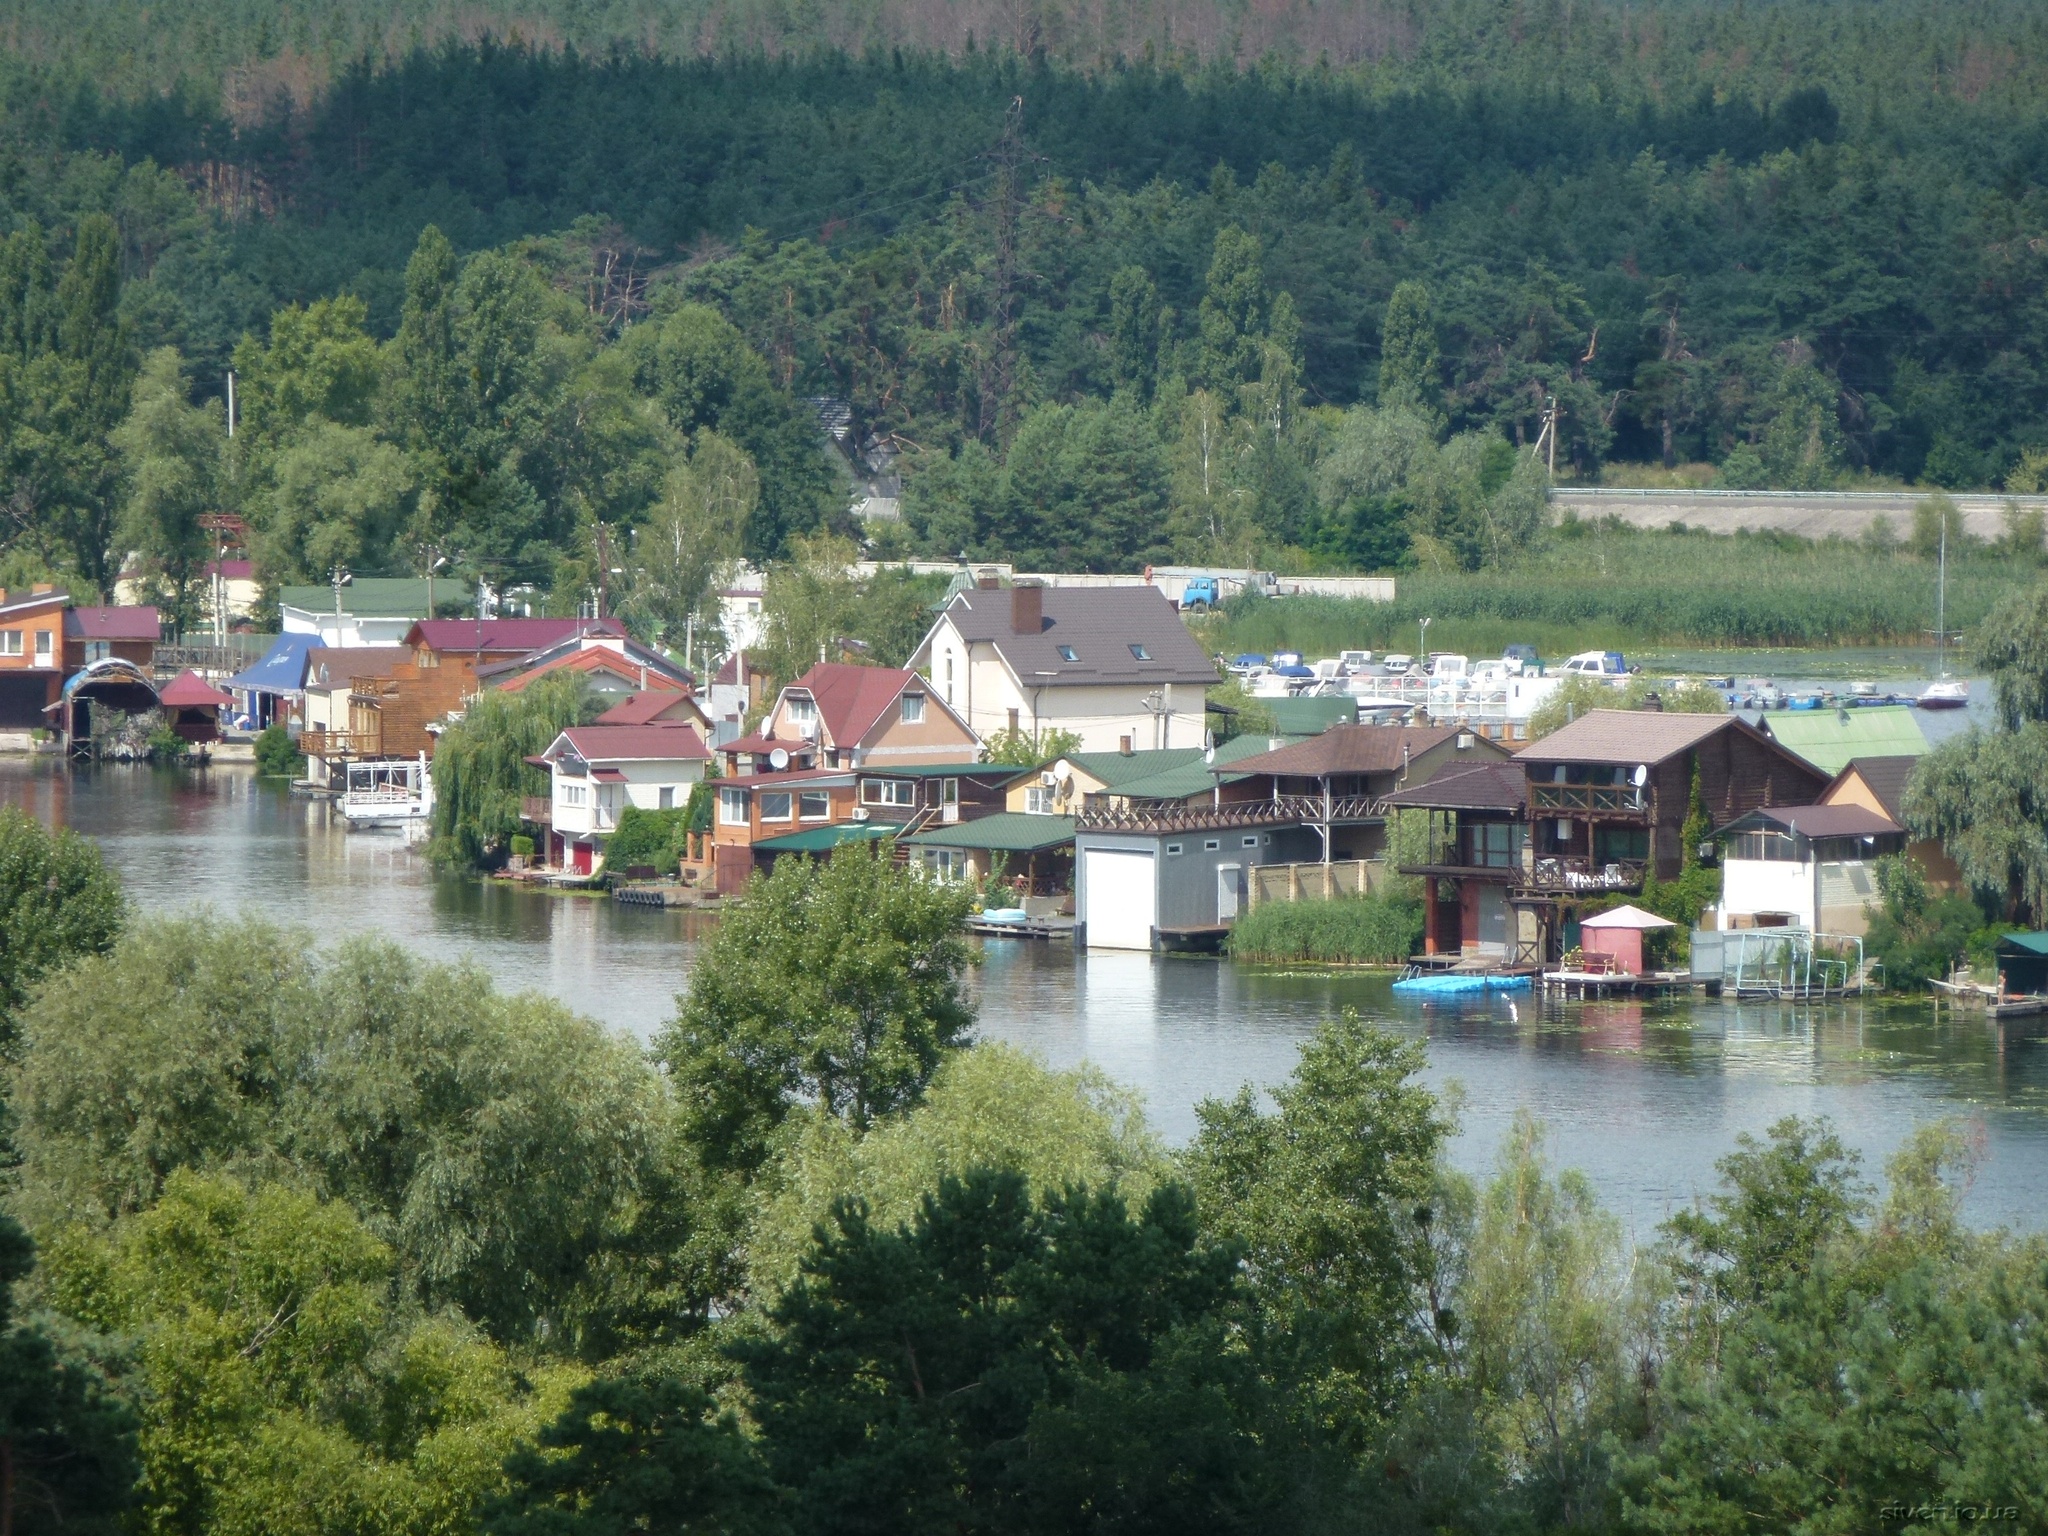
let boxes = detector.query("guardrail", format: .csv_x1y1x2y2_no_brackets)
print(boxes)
1524,857,1645,893
1531,783,1645,815
299,729,378,758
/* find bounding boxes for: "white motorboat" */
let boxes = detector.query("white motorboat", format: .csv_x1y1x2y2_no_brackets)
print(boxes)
339,754,432,828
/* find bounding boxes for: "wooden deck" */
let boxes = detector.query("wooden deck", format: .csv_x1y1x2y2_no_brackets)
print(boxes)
967,915,1076,941
1541,969,1694,997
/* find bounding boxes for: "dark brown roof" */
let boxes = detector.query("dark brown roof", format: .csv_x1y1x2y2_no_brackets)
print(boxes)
1518,709,1765,767
595,690,709,726
306,647,411,688
1222,724,1483,779
65,605,160,640
1380,759,1528,812
554,724,709,762
930,586,1217,687
1721,804,1905,840
1826,755,1918,820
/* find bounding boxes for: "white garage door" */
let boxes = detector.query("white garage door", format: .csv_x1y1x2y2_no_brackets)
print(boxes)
1083,849,1157,951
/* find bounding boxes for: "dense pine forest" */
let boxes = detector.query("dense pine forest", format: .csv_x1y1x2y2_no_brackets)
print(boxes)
4,0,2048,610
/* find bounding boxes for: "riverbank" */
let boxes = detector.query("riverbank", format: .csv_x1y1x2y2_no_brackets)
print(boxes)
1198,526,2032,659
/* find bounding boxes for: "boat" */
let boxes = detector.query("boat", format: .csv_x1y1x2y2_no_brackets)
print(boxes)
338,754,432,828
1392,971,1532,995
1920,517,1970,709
1704,675,1735,690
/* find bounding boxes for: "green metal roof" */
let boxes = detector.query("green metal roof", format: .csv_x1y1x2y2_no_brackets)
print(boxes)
1995,931,2048,956
906,813,1077,852
1110,733,1302,802
278,577,475,618
752,822,903,853
857,760,1009,779
1263,696,1359,734
1762,705,1929,775
1064,747,1208,788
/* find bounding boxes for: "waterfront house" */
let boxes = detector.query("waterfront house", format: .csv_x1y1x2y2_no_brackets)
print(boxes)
1003,746,1212,817
1819,755,1962,893
280,577,474,648
716,662,978,776
1213,724,1512,860
477,631,694,701
1712,803,1907,936
299,647,413,786
538,723,711,875
1760,704,1928,776
222,632,321,731
1381,758,1533,959
594,689,715,733
907,582,1217,753
1074,806,1323,950
0,588,161,740
156,670,234,745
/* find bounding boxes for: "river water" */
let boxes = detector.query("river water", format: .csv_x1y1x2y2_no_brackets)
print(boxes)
5,754,2044,1235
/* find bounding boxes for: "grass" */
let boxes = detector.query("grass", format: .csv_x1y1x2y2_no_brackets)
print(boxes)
1199,526,2035,659
1226,893,1423,965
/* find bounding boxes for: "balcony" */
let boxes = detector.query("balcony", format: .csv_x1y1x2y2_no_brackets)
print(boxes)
1520,857,1646,894
521,796,552,826
1530,783,1647,816
299,729,378,759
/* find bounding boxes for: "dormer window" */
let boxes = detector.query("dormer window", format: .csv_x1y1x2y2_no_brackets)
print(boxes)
1057,645,1079,662
900,692,926,724
786,694,817,734
1128,644,1151,661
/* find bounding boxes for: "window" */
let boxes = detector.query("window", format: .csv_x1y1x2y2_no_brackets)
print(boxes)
718,787,749,825
0,630,19,656
944,654,955,703
1465,822,1524,868
900,692,926,724
1024,785,1054,815
862,778,915,807
658,786,675,810
1242,836,1259,847
922,848,968,881
1165,843,1183,856
799,790,831,821
759,791,794,822
1204,839,1221,851
1057,645,1079,661
941,778,959,807
32,630,52,665
785,695,817,733
561,784,587,807
85,640,110,662
1129,644,1151,661
1593,825,1650,862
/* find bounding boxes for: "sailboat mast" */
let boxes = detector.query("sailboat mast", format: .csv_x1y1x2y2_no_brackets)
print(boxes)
1937,516,1947,679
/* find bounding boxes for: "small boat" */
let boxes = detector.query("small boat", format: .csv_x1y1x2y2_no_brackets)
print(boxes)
1392,972,1532,995
1850,680,1879,698
1919,516,1969,709
1704,675,1735,690
1918,680,1970,709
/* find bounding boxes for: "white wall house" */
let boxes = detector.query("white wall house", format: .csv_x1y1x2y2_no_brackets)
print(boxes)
907,584,1219,755
539,723,710,875
1714,804,1906,937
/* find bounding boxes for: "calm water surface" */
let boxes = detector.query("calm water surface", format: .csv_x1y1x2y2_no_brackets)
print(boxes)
6,757,2044,1234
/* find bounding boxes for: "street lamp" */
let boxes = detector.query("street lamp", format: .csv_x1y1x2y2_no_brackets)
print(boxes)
1418,615,1431,665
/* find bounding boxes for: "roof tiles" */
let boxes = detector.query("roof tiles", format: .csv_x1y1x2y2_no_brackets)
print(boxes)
935,586,1217,687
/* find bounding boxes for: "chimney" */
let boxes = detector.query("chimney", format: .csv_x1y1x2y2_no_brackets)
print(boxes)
1119,734,1134,755
1011,582,1043,635
1640,692,1664,712
976,573,1001,590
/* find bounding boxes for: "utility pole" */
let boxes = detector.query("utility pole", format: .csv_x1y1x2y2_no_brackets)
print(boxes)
225,370,236,438
594,522,613,620
329,564,352,619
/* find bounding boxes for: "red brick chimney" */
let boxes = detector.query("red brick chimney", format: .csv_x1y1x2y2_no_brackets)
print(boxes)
1011,582,1043,635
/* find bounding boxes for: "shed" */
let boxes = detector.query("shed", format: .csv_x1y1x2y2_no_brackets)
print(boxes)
1579,904,1677,975
157,670,234,744
1993,933,2048,997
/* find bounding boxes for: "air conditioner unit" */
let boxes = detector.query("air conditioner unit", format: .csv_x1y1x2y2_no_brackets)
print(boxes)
850,806,871,822
1040,770,1059,786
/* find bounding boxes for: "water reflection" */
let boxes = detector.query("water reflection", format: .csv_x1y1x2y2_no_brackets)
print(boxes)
6,757,2046,1232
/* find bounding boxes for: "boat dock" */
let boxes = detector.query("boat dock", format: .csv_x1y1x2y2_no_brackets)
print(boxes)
967,914,1075,940
1540,968,1694,997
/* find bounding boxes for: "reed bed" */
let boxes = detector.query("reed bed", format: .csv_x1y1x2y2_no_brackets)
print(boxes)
1226,893,1424,965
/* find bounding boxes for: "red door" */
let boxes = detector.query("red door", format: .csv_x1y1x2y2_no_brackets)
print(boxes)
570,841,593,875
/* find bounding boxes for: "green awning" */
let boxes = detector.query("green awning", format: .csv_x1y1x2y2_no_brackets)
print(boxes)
752,822,903,853
905,813,1077,852
1995,932,2048,957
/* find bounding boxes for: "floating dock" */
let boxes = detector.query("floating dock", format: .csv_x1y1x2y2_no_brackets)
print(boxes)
1540,969,1694,997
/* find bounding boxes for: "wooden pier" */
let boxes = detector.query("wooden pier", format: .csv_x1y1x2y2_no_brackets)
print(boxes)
966,914,1075,941
1541,969,1694,998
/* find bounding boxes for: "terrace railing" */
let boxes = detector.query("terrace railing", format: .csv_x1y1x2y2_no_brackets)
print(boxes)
298,729,378,759
1530,783,1646,816
1522,857,1646,893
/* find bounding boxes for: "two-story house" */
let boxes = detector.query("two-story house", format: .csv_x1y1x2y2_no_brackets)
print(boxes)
537,723,711,875
477,630,695,701
717,662,979,775
0,588,161,740
907,582,1218,753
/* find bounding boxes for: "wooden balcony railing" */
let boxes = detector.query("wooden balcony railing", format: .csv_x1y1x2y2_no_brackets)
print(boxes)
521,796,552,826
299,729,378,759
1530,783,1646,816
1522,857,1646,893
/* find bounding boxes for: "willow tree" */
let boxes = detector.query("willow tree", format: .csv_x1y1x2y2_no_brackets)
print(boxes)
429,671,595,867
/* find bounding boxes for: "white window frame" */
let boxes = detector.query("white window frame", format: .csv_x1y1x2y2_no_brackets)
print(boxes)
900,692,926,724
798,790,831,821
1165,842,1183,856
1025,785,1053,815
658,786,675,810
1204,839,1221,850
861,778,915,808
718,787,749,826
785,694,817,730
561,783,587,807
0,630,19,656
759,791,794,822
921,847,968,881
32,629,52,665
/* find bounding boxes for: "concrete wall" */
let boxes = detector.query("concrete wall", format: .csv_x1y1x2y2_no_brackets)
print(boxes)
1721,857,1817,928
1551,486,2048,543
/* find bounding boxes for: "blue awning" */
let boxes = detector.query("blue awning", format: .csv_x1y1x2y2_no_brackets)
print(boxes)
223,632,320,696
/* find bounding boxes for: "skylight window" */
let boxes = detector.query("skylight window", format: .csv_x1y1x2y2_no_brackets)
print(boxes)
1057,645,1079,661
1129,643,1151,660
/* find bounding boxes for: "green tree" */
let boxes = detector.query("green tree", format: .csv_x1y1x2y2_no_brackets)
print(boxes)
1106,264,1160,398
430,672,598,867
1968,578,2048,730
1183,1010,1451,1446
1377,280,1439,414
1195,226,1266,394
52,214,134,591
0,805,124,1039
977,724,1083,765
0,1214,138,1536
231,294,383,446
112,347,224,633
393,225,465,472
626,430,754,651
656,841,974,1175
1902,725,2048,919
248,420,417,584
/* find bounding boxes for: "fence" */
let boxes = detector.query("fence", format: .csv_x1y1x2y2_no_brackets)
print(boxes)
1248,858,1391,908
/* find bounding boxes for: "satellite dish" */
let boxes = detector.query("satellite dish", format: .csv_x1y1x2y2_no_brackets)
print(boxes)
768,747,790,771
1632,764,1649,787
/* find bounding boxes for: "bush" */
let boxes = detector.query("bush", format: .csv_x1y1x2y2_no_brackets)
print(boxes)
603,806,688,874
510,835,535,859
1226,892,1423,964
252,725,302,778
145,723,188,762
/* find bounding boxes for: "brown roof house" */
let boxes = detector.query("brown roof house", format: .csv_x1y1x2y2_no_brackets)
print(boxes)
717,662,978,776
1821,755,1963,895
908,583,1217,754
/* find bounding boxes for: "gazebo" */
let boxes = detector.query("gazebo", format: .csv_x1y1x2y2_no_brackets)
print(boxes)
157,670,234,744
1578,904,1678,975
